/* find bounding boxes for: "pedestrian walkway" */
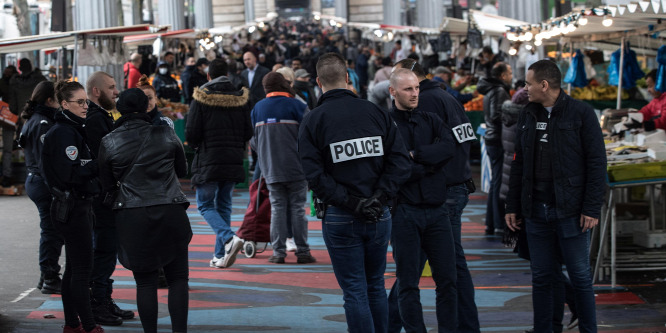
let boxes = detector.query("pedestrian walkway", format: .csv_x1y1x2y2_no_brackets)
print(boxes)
5,180,666,332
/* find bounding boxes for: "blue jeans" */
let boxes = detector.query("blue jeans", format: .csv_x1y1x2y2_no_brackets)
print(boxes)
391,203,457,333
196,181,236,258
266,180,310,257
526,202,596,333
25,173,64,276
323,205,391,333
485,144,504,232
446,184,480,332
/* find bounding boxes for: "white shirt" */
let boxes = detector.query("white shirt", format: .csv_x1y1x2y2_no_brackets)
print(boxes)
248,67,257,87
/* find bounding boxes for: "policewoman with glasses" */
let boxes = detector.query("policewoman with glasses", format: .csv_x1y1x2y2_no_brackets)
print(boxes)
42,80,105,333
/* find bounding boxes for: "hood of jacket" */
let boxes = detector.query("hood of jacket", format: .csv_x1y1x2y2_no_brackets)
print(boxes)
501,101,523,126
33,104,58,120
419,78,444,94
477,77,509,95
192,76,249,108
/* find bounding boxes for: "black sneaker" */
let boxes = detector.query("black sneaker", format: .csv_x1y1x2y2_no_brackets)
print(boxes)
36,273,44,289
41,275,62,294
1,177,12,188
296,254,317,264
107,298,135,320
268,256,285,264
567,314,579,330
91,300,123,326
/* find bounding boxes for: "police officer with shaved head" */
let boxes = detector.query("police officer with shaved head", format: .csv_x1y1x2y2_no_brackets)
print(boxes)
298,52,411,333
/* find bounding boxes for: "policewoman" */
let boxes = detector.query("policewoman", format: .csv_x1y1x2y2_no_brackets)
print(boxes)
41,81,104,333
18,81,65,294
298,53,411,333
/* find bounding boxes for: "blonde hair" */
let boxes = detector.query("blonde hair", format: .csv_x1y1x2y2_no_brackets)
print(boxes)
276,67,295,84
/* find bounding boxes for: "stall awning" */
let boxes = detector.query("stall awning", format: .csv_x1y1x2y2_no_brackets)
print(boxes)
123,28,198,47
0,24,169,54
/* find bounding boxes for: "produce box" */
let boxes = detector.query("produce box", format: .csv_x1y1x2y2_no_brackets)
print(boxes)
607,160,666,182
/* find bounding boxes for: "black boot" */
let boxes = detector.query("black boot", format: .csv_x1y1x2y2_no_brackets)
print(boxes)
107,298,135,320
41,273,62,294
91,298,123,326
36,273,44,289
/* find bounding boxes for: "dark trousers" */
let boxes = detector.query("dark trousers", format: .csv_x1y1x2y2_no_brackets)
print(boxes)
53,199,96,331
132,250,189,333
390,203,457,333
91,200,118,301
25,173,64,276
485,144,504,232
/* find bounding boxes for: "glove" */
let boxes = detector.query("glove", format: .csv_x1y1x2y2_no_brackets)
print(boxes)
622,112,644,129
360,190,387,222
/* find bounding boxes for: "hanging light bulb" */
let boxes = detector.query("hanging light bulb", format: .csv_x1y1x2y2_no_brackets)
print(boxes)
507,32,517,41
524,31,533,41
578,16,588,26
534,40,542,46
525,44,533,51
602,16,613,27
248,26,256,33
509,47,517,56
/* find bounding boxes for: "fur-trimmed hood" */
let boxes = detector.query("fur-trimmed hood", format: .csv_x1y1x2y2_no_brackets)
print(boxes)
192,76,249,108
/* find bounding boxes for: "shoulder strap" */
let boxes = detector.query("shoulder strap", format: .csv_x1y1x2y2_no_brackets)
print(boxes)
118,127,153,184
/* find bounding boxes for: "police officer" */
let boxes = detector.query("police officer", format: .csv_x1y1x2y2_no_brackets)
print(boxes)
298,52,411,333
18,81,65,294
85,71,133,325
42,80,104,333
389,59,481,332
388,68,458,332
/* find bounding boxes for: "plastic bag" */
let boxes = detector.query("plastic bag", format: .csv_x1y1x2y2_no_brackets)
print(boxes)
564,49,588,88
77,36,104,66
657,45,666,93
608,43,645,89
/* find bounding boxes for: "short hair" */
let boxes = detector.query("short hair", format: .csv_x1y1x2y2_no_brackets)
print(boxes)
395,59,426,79
86,71,113,95
316,52,347,87
528,59,561,90
208,58,228,80
381,56,393,67
646,69,658,82
482,46,493,55
491,62,509,79
389,68,416,89
18,58,32,73
276,67,295,83
130,53,142,63
346,59,355,66
291,57,302,64
164,51,174,57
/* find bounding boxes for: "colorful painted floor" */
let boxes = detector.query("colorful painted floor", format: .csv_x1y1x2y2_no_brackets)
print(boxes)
12,182,666,332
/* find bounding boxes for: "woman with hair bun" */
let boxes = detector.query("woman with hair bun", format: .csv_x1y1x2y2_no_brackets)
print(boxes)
18,81,65,295
136,74,174,128
41,80,104,333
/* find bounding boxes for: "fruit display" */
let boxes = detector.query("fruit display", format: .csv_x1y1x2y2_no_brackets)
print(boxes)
571,85,630,101
158,98,189,120
464,94,484,111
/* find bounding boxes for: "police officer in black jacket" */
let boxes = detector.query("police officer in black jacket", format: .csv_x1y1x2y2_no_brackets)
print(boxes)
387,68,458,332
298,53,411,333
84,71,134,325
389,59,481,332
41,81,104,333
18,81,65,295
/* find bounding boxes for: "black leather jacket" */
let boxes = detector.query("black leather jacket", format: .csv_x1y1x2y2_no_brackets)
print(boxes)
98,113,189,210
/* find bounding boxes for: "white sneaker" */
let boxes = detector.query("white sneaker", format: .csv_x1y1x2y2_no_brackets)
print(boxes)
286,238,297,252
209,256,223,268
220,235,244,268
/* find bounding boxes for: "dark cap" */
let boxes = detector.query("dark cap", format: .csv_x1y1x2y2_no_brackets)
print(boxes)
116,88,148,115
294,69,310,78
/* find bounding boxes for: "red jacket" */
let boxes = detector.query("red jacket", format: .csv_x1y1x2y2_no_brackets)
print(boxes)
639,92,666,129
123,62,141,89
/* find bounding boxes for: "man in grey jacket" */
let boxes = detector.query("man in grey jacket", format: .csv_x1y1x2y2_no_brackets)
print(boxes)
250,72,315,264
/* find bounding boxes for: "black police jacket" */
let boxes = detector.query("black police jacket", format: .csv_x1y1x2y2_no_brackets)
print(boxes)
85,101,114,158
19,104,57,174
42,110,100,195
148,107,174,129
98,114,189,209
477,77,510,145
506,90,607,219
418,79,474,185
298,89,411,208
390,105,455,206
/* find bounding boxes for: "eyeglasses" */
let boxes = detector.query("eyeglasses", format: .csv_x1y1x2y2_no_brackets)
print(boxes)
67,99,89,107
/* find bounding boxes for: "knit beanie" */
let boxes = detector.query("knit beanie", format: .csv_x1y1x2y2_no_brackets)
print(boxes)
512,87,529,105
116,88,149,115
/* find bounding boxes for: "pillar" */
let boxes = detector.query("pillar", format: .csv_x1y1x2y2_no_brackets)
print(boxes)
158,0,186,31
194,0,213,29
335,0,347,20
383,0,401,25
416,0,442,28
245,0,255,23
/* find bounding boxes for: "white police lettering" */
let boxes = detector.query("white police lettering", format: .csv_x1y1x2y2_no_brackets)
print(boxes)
65,146,78,160
452,123,476,143
330,136,384,163
536,122,547,130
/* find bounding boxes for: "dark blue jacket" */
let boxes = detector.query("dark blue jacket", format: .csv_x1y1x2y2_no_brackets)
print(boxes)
298,89,411,209
506,90,607,219
390,105,455,206
85,101,114,158
19,104,57,174
417,79,474,185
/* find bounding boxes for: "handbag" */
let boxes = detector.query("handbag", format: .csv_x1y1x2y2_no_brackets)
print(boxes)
102,128,153,208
